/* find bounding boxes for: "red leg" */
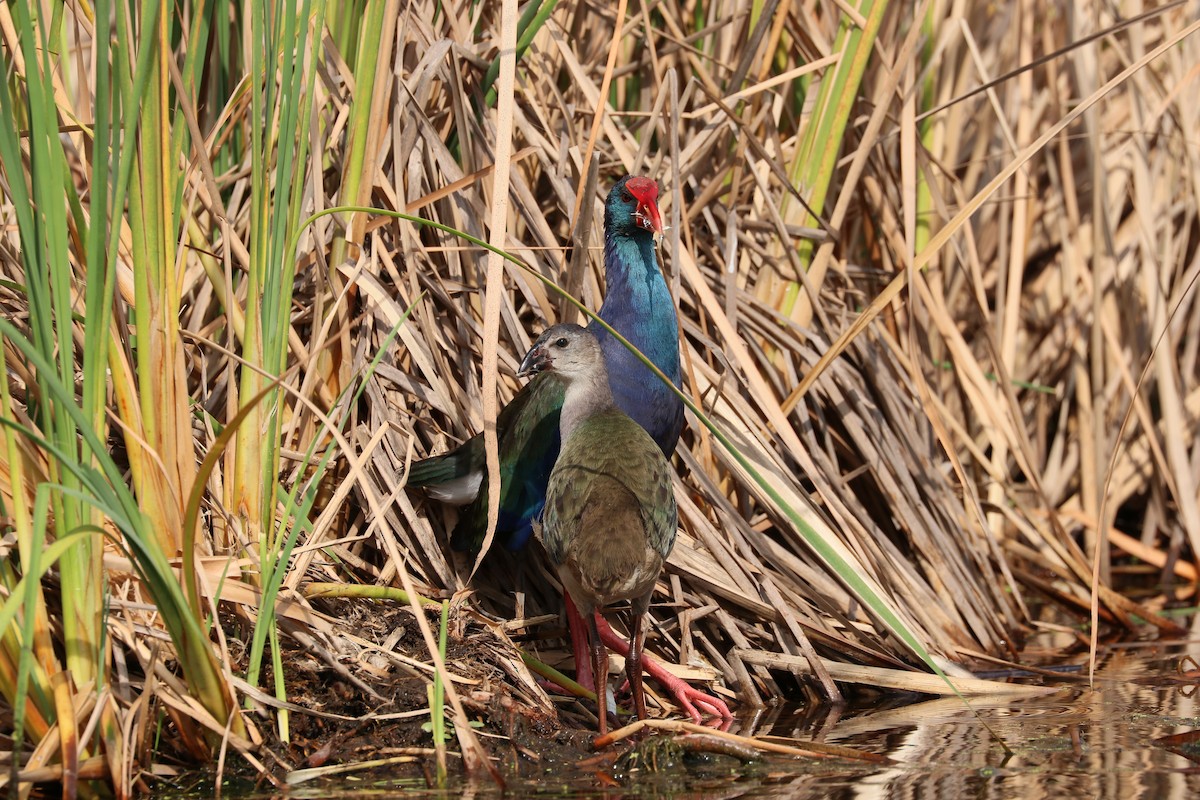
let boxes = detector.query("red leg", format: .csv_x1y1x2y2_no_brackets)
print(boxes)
585,610,608,736
564,592,595,692
627,611,648,721
594,615,733,723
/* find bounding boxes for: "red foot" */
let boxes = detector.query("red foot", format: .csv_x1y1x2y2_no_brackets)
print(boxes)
614,669,734,727
562,593,733,723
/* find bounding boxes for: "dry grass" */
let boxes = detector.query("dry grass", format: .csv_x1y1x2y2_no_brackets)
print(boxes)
365,0,1200,689
1,0,1199,790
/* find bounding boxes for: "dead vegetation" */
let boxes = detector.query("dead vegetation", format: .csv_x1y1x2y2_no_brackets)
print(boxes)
1,0,1198,793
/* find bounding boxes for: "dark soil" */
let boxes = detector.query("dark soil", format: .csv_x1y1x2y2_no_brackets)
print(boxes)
234,596,692,793
141,591,757,797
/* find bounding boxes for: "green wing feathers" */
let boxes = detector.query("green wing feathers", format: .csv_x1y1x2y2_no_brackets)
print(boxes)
407,372,567,551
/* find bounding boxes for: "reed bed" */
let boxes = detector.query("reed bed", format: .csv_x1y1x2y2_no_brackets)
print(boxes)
0,0,1197,793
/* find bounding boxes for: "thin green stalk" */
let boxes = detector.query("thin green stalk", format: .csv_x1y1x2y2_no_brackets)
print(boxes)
780,0,889,317
230,4,326,747
329,0,388,271
432,601,449,786
518,650,595,702
234,0,323,562
0,10,116,782
7,0,97,706
302,584,436,607
481,0,560,107
914,2,939,258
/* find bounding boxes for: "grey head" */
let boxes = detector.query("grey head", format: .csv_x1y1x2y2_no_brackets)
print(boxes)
517,324,606,385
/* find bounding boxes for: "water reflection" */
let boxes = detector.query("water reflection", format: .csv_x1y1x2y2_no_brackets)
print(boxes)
737,638,1200,799
271,631,1200,799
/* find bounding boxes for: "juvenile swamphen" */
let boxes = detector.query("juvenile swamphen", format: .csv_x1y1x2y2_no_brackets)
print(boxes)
517,324,676,735
408,177,730,722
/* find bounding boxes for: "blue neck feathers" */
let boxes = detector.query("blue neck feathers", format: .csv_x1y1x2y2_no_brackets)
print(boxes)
588,228,683,454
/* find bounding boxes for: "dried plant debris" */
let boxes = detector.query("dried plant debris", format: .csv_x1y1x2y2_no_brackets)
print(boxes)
1,0,1198,792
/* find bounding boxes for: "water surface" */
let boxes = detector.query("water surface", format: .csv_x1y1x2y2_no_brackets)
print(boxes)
268,624,1200,798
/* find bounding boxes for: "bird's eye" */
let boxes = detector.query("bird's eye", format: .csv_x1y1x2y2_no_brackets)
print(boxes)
554,337,568,348
622,191,633,203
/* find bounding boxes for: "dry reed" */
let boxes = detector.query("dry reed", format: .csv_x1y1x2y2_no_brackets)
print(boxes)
1,0,1197,791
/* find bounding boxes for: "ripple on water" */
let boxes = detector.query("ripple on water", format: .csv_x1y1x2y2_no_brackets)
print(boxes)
735,642,1200,800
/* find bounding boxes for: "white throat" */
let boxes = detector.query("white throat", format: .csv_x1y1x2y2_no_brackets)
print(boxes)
558,369,616,441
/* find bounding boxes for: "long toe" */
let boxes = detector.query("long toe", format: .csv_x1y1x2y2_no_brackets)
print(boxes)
662,678,733,724
594,614,732,723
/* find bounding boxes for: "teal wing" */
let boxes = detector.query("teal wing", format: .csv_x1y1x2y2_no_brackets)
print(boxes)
436,373,566,551
406,374,561,489
405,436,484,491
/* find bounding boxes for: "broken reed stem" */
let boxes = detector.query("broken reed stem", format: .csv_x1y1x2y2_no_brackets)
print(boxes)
592,719,892,764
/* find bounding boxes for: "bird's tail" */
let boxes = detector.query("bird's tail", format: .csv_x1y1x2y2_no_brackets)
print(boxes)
405,439,484,504
405,451,464,487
